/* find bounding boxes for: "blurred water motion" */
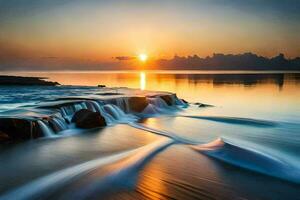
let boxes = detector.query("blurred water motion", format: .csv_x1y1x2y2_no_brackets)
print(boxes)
0,70,299,199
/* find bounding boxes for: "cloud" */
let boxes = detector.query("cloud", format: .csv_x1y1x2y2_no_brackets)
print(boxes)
114,56,136,61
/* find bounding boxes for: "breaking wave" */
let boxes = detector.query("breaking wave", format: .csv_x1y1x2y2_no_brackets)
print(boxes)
192,138,300,183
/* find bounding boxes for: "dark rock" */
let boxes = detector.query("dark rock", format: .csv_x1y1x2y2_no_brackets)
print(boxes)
0,131,9,142
196,103,213,107
98,85,106,88
0,75,59,86
0,118,43,140
128,97,148,112
160,95,174,106
181,99,188,104
72,109,106,129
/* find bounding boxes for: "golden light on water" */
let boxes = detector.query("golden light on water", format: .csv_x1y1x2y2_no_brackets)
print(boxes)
140,72,146,90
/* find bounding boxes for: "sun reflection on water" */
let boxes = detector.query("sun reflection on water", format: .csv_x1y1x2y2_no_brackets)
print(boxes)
140,72,146,90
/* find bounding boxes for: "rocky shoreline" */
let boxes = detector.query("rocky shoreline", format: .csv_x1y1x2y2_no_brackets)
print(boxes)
0,88,186,142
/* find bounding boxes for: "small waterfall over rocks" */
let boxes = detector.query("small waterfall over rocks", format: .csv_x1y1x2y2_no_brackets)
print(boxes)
114,98,130,113
37,120,56,137
48,116,69,132
0,91,186,139
56,99,139,127
103,104,125,120
142,97,168,115
148,97,169,109
142,95,186,116
172,95,187,106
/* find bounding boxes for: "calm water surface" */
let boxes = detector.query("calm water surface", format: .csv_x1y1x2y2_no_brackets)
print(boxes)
6,70,300,121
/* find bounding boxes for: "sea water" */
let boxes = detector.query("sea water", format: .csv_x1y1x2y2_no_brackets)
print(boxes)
0,71,299,199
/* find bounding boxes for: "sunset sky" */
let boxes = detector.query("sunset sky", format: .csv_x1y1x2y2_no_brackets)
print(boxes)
0,0,299,70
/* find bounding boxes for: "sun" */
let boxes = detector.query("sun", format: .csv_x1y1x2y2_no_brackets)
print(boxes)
138,53,148,62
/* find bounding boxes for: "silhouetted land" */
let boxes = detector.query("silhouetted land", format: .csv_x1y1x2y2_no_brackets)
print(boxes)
156,53,300,70
0,76,59,86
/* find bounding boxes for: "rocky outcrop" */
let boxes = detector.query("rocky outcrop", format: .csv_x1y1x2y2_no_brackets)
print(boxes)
0,75,59,86
0,87,187,143
195,103,213,107
0,118,43,140
181,99,188,104
0,131,9,143
128,97,148,112
159,95,174,106
148,94,176,106
72,109,106,129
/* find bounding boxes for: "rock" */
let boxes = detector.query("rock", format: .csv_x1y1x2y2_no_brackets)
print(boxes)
0,118,43,140
181,99,188,104
160,95,174,106
0,131,9,142
72,109,106,129
147,94,177,106
98,84,106,88
0,75,59,86
72,109,90,122
128,97,148,112
196,103,213,107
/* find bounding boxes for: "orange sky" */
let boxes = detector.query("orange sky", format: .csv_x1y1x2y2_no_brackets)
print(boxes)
0,0,299,70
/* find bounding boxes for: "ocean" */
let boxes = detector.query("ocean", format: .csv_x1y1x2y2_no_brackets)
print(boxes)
0,70,299,199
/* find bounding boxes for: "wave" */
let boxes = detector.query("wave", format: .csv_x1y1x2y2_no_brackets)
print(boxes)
180,115,277,127
61,138,174,199
0,138,173,200
192,138,300,183
128,122,198,145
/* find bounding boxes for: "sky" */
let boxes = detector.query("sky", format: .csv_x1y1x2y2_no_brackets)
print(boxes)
0,0,300,70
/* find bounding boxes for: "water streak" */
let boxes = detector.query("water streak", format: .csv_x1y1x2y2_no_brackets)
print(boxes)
64,138,174,199
180,115,277,127
192,138,300,183
37,120,55,137
129,122,198,145
0,138,173,200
